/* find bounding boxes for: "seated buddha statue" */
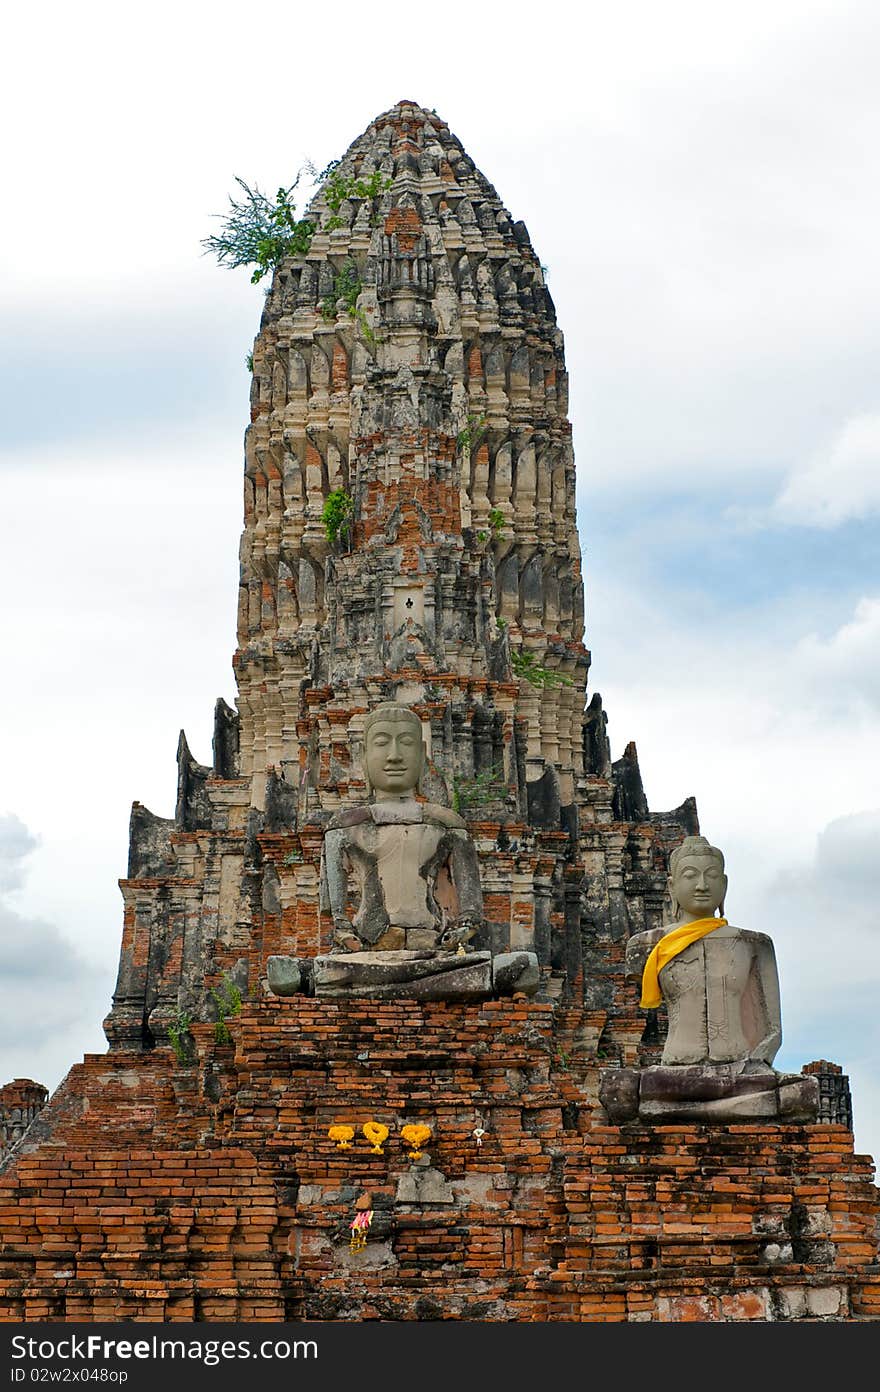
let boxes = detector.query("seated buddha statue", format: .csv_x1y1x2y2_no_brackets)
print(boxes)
266,702,538,1001
322,701,483,954
599,835,817,1123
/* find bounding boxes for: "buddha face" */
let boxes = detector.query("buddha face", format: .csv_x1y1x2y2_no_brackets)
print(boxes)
364,715,424,799
669,853,727,920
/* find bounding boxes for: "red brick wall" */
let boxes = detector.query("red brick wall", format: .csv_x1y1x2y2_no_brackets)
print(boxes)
1,999,877,1321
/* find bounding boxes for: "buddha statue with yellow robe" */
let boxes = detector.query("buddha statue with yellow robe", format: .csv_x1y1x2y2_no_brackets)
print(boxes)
600,836,818,1123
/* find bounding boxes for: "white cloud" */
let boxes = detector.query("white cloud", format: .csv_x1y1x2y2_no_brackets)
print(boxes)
761,811,880,1160
594,575,880,729
0,816,112,1091
765,811,880,995
0,815,38,893
812,808,880,891
795,598,880,711
0,433,241,973
771,414,880,527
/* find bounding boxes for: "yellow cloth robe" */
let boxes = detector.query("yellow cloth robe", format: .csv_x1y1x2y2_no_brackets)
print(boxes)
640,917,728,1009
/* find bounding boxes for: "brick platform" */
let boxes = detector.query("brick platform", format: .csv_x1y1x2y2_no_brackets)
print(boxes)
2,998,877,1321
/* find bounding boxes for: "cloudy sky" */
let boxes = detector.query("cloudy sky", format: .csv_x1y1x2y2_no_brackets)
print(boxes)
1,2,878,1161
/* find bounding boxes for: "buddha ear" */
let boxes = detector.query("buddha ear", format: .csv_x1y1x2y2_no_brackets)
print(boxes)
361,743,372,795
413,725,427,774
665,874,678,918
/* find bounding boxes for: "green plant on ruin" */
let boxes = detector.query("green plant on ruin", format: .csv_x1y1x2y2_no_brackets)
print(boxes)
317,160,393,229
488,508,506,537
202,175,315,283
283,848,304,866
210,975,243,1047
245,352,254,373
353,307,377,348
323,268,377,346
204,161,392,284
167,1009,193,1065
451,763,507,815
322,488,354,545
510,649,574,689
320,260,362,320
476,510,506,544
320,261,377,349
456,413,488,454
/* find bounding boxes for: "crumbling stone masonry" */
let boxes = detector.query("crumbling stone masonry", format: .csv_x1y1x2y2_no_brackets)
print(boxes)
1,101,877,1322
0,1082,47,1164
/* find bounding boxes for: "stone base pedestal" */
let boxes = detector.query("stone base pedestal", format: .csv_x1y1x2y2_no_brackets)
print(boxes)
599,1063,819,1124
266,949,539,1001
313,949,494,999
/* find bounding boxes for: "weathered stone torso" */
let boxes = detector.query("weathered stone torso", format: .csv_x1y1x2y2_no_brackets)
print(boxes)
323,799,482,949
360,821,446,929
627,922,782,1066
660,926,779,1065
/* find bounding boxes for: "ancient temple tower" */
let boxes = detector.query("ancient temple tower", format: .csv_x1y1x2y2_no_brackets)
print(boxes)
103,99,694,1054
1,102,878,1323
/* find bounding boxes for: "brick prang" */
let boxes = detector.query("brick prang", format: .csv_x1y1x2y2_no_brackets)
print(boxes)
2,101,877,1323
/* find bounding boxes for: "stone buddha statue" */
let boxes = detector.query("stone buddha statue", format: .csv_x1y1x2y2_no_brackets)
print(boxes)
266,702,538,1001
599,835,818,1123
322,702,483,954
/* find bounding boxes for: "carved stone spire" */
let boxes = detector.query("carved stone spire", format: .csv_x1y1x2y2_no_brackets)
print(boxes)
235,99,586,818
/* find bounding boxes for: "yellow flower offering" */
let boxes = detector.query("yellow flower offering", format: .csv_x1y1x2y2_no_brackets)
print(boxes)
400,1123,432,1160
328,1124,355,1149
362,1121,389,1153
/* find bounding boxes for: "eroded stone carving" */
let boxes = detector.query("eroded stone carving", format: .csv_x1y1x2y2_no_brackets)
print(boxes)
600,836,818,1123
269,702,537,1000
323,703,482,954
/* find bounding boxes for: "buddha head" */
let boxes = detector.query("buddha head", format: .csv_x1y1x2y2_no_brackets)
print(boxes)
362,703,425,799
667,835,727,921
